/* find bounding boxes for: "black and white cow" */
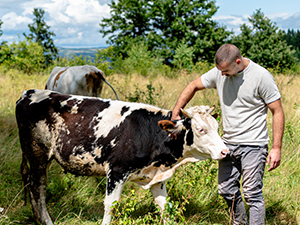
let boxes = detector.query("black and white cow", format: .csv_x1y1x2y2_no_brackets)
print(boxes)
45,65,120,99
16,89,228,225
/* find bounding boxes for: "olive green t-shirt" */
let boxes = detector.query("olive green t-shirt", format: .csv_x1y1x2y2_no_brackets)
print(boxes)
201,59,281,145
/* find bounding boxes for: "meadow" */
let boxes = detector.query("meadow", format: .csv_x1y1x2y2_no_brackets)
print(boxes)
0,67,299,224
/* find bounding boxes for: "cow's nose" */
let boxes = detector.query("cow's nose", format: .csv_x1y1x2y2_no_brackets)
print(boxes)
221,149,229,159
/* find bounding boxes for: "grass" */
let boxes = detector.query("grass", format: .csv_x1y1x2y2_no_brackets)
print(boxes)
0,68,299,224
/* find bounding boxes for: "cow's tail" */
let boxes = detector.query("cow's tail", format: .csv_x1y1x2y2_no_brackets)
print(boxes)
20,153,30,205
103,78,120,100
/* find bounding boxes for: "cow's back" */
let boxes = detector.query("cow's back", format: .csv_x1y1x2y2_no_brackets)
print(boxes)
45,65,102,95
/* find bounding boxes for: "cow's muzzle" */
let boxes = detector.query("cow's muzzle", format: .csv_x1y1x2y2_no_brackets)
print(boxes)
221,149,229,159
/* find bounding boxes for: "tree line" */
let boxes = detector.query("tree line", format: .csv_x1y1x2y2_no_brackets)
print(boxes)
0,0,299,74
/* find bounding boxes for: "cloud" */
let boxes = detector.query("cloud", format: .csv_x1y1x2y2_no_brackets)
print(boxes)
214,12,300,35
214,15,250,26
273,13,300,30
64,0,110,24
2,12,32,30
1,0,112,47
213,14,251,34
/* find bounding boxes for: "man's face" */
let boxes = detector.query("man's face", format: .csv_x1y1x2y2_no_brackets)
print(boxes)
216,60,241,77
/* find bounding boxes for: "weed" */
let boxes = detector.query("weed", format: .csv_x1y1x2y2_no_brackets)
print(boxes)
124,83,161,105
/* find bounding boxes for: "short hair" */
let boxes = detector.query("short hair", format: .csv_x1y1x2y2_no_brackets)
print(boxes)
215,44,242,65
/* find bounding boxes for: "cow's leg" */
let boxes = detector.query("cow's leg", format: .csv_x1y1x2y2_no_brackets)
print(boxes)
150,182,167,216
28,162,53,225
102,176,126,225
23,148,53,225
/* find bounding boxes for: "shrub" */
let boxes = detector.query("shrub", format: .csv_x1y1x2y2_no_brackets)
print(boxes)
115,42,163,77
0,39,46,73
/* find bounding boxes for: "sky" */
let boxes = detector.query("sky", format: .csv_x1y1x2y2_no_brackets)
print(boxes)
0,0,300,48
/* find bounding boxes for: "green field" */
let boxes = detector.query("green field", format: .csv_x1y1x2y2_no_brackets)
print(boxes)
0,69,299,224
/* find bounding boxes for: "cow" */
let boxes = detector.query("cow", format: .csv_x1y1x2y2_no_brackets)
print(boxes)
16,89,228,225
45,65,120,100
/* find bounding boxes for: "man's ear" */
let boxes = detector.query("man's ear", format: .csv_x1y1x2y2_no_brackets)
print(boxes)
236,58,242,65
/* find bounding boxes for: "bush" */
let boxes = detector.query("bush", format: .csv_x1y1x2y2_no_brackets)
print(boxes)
0,39,46,73
94,46,114,76
172,40,195,72
114,42,163,77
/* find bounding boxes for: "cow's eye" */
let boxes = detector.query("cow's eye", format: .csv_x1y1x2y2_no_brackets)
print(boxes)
197,128,205,133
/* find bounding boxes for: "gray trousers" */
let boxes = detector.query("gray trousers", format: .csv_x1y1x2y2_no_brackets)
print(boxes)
218,144,268,225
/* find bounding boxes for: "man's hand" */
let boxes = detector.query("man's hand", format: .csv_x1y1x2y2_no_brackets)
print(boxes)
266,147,281,171
171,113,181,121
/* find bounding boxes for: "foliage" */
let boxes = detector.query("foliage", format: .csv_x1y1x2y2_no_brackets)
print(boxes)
99,0,231,64
94,46,115,76
282,29,300,59
53,55,94,67
24,8,58,65
231,9,297,69
0,20,3,38
0,39,46,73
172,39,195,71
123,83,161,105
0,20,7,47
118,42,163,76
111,190,188,224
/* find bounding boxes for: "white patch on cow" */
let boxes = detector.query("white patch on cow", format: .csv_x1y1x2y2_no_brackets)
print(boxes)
150,182,167,214
68,151,108,176
32,112,70,161
32,119,54,159
93,146,103,156
61,96,84,106
110,138,117,148
29,89,53,105
103,179,126,225
129,155,199,190
93,100,169,139
72,145,85,154
70,105,79,114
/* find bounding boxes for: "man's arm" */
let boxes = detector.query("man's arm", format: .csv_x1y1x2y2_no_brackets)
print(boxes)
171,76,206,120
266,98,285,171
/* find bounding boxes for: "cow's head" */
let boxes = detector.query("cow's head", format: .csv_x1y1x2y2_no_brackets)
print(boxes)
158,105,228,160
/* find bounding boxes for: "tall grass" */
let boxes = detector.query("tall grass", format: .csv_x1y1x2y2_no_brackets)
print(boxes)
0,67,299,224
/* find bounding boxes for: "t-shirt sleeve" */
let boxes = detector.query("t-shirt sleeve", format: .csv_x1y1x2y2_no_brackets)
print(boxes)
259,71,281,104
201,67,218,89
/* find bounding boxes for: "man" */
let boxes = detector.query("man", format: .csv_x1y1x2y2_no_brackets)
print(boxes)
171,44,285,225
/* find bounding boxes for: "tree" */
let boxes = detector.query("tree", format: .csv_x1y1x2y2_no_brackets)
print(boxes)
24,8,58,65
0,20,6,45
99,0,231,64
0,20,3,38
282,29,300,59
231,9,296,69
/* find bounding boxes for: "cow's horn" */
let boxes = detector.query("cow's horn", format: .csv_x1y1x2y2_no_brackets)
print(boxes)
181,108,192,118
209,105,215,113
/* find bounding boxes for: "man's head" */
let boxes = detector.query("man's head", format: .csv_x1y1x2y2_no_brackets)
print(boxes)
215,44,244,77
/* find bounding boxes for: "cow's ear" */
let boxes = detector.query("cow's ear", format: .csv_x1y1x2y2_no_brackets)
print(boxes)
158,120,185,140
211,113,218,119
158,120,176,132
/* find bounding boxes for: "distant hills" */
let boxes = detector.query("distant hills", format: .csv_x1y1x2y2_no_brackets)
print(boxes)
57,47,106,58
